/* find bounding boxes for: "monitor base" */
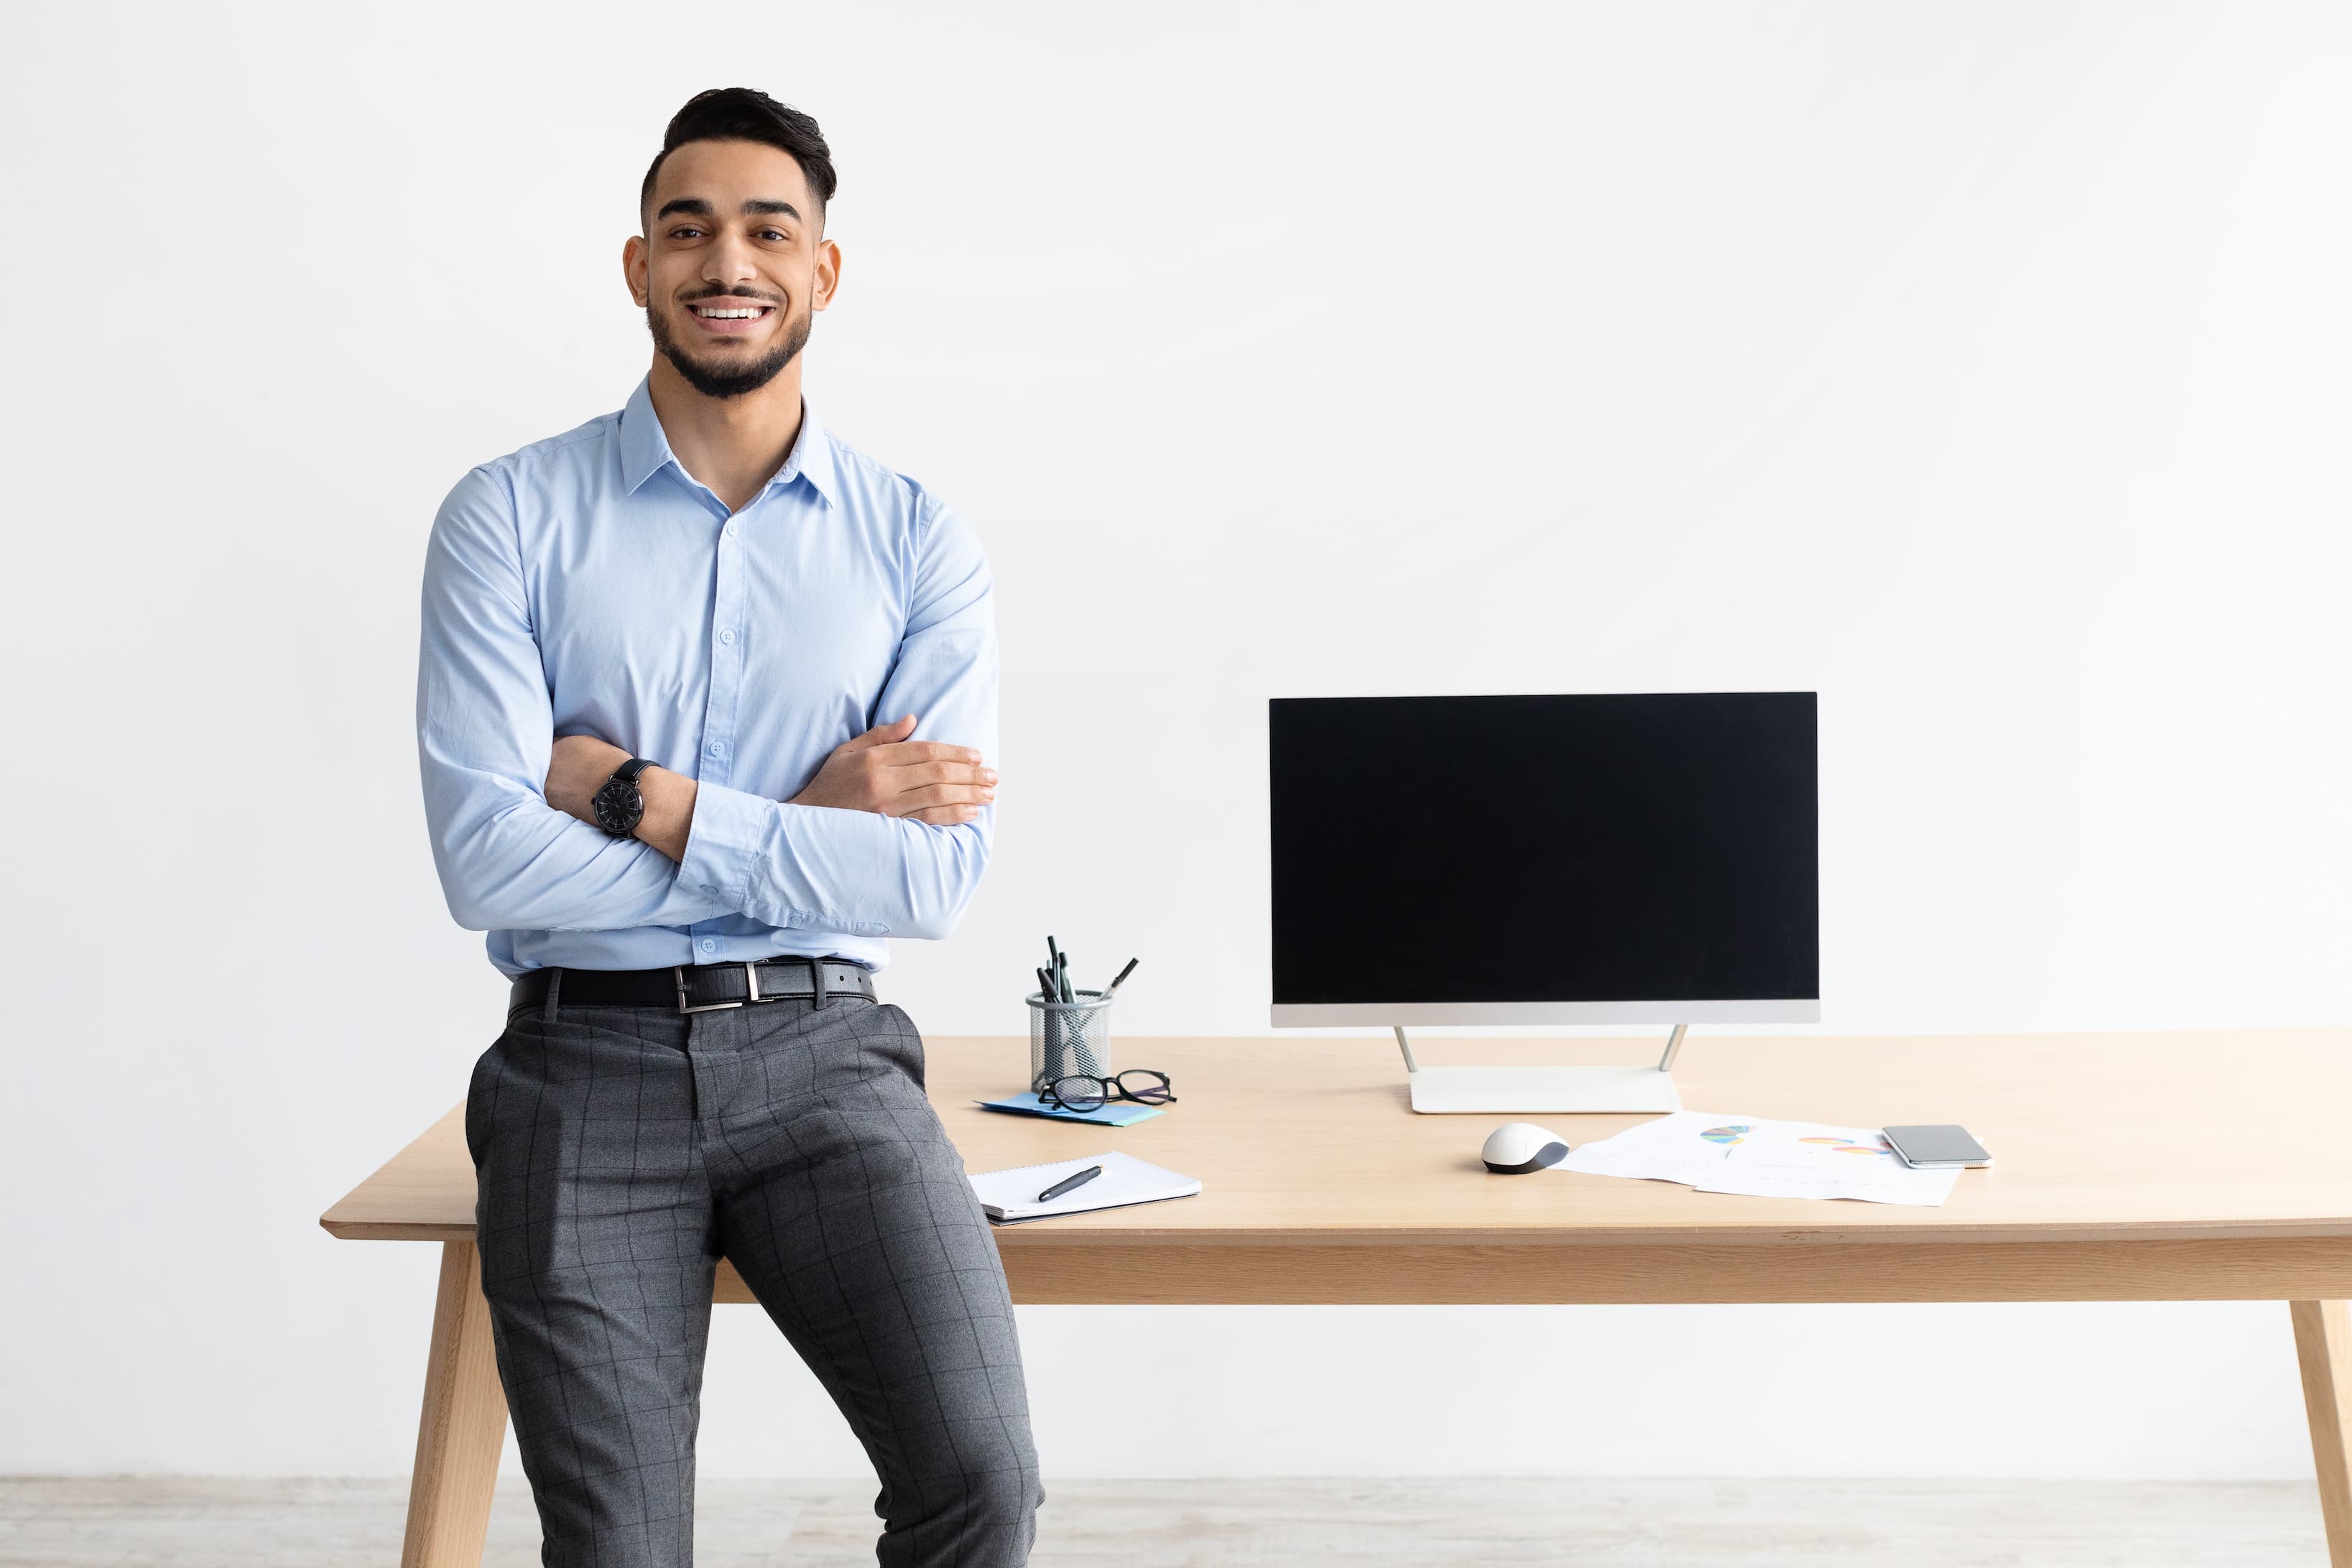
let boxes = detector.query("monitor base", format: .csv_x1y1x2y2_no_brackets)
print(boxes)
1407,1064,1683,1114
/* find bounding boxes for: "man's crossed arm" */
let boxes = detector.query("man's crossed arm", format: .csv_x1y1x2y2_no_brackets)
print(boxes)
542,715,998,862
419,463,1001,942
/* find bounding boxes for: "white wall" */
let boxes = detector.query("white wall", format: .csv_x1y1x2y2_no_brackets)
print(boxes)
3,1,2348,1480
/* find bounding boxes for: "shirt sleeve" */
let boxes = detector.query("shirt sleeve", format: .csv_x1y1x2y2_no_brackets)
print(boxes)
677,495,999,942
417,466,730,933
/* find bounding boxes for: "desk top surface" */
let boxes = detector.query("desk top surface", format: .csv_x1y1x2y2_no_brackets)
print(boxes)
320,1028,2352,1248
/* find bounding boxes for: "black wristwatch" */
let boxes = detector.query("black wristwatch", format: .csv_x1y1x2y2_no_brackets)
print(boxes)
590,758,654,838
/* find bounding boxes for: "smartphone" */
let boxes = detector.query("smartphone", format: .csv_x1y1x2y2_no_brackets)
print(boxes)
1881,1124,1993,1169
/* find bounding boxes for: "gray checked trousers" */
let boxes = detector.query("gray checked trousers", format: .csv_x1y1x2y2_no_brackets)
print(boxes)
464,989,1042,1567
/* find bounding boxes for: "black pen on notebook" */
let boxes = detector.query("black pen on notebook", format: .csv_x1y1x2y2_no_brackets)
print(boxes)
1037,1164,1101,1203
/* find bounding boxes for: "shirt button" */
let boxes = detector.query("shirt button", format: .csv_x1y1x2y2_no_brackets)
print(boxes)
700,938,718,954
718,628,736,645
706,741,726,758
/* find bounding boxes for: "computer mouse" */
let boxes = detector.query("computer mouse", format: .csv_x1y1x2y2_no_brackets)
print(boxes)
1481,1122,1571,1174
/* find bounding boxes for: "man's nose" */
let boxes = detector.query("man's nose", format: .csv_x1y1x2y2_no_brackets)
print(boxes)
704,233,761,290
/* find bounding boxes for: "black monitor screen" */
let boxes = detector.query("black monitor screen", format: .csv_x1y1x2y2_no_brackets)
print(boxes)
1269,692,1819,1006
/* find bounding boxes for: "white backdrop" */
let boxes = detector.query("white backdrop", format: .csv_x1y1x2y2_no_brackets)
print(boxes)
3,1,2348,1480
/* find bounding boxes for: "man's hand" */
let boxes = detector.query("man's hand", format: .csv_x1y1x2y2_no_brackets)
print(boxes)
790,715,997,826
545,734,696,862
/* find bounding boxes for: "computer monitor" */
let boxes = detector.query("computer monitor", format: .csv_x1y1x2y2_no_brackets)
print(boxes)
1268,692,1819,1112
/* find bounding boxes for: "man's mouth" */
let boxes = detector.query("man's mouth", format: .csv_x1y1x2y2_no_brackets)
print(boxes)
684,298,777,335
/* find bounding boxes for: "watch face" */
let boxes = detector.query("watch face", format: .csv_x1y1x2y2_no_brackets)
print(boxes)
591,777,643,836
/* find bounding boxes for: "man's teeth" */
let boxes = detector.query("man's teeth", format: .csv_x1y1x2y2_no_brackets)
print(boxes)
694,306,766,319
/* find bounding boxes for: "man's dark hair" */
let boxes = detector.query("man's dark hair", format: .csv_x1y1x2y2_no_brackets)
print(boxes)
640,88,837,229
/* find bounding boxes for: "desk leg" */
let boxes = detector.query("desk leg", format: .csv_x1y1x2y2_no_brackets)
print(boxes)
401,1240,509,1568
2292,1300,2352,1568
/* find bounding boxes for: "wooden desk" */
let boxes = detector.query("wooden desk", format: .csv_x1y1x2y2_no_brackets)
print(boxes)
323,1029,2352,1568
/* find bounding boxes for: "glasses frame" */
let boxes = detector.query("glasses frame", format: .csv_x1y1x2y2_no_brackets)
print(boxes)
1037,1068,1178,1113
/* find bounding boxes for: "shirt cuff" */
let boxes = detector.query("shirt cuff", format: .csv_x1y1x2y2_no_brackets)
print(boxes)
676,778,769,917
676,781,897,936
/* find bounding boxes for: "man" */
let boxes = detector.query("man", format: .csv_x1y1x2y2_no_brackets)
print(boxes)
416,88,1041,1568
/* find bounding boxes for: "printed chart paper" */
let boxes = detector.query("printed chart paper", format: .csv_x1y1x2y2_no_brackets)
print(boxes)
1557,1111,1962,1206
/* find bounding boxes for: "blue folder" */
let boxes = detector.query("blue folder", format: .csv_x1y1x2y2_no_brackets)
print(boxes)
974,1091,1166,1128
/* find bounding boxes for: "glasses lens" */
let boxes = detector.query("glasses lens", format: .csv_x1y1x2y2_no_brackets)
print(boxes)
1049,1076,1108,1110
1115,1070,1173,1102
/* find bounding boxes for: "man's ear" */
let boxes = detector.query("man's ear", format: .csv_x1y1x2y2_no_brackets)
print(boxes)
621,234,649,308
813,237,842,313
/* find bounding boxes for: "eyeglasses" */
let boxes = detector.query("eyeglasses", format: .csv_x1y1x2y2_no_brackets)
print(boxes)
1037,1069,1177,1113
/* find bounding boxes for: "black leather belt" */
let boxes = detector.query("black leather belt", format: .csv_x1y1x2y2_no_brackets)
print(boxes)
510,957,876,1017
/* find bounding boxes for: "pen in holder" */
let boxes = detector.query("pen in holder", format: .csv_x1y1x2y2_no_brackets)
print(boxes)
1029,988,1114,1093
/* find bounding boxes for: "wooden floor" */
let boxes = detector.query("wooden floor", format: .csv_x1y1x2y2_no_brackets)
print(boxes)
0,1476,2330,1566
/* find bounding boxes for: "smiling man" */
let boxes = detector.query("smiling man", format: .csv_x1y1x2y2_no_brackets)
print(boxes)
416,89,1040,1567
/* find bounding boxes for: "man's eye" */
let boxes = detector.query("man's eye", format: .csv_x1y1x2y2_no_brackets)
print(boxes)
670,226,704,240
757,228,787,241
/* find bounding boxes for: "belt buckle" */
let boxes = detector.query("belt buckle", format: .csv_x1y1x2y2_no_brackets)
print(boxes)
675,963,759,1014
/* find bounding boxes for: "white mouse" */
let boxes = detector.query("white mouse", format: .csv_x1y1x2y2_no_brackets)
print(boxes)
1481,1121,1571,1174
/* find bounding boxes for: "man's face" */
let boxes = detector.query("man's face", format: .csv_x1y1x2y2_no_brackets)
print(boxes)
624,139,839,399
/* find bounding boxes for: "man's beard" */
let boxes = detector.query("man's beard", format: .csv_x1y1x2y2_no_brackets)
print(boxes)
647,302,810,399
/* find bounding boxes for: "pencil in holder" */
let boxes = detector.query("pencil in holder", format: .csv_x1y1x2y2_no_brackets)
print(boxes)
1029,990,1114,1092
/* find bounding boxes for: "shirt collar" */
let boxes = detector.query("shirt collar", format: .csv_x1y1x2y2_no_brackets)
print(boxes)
618,376,838,509
777,405,839,507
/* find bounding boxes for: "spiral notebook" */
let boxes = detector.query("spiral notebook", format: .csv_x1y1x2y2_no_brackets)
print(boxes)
967,1150,1203,1225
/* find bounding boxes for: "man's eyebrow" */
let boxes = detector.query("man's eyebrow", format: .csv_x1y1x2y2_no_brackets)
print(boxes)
652,198,804,223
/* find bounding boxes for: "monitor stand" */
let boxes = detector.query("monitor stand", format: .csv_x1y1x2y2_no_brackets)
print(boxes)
1395,1026,1686,1114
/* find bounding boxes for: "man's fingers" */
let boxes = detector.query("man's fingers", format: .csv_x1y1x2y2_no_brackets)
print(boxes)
892,759,993,789
864,740,989,771
790,721,992,820
906,804,986,826
892,782,994,812
835,714,920,753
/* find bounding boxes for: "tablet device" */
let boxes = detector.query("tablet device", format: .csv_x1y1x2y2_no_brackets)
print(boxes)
1882,1124,1993,1169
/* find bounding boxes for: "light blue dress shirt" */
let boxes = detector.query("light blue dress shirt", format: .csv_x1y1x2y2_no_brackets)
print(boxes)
417,378,996,978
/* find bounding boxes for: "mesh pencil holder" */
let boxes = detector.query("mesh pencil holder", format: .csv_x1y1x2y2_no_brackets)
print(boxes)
1029,990,1114,1092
